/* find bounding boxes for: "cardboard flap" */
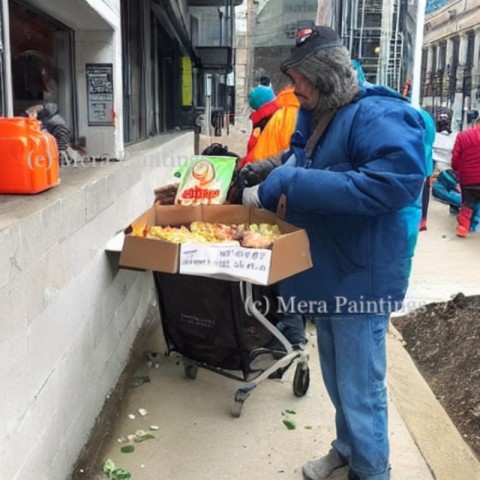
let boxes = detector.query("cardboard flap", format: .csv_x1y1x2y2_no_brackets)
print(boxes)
119,236,179,272
155,204,204,226
269,229,312,283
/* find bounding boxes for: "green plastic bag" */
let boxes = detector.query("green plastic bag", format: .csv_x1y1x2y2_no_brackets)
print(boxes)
174,156,237,206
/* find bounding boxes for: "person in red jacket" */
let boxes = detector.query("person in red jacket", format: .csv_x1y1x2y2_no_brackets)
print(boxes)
227,85,300,204
451,118,480,237
239,85,300,168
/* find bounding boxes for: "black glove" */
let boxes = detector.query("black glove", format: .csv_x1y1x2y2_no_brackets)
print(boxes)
226,178,243,204
227,156,280,204
239,158,278,188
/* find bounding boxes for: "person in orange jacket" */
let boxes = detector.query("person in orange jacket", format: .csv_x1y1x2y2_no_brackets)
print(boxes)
239,84,300,169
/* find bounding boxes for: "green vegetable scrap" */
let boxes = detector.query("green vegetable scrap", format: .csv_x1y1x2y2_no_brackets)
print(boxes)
282,419,296,430
120,444,135,453
119,430,155,453
281,409,297,430
134,432,156,442
103,459,132,479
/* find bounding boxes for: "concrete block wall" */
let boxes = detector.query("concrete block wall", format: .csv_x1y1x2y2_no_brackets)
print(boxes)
0,132,193,480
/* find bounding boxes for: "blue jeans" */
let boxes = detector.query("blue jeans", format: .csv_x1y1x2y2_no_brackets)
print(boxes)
315,314,391,480
276,313,305,345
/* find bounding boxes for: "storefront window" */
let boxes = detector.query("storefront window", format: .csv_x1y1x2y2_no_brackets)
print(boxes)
121,0,146,143
9,1,75,137
122,0,182,143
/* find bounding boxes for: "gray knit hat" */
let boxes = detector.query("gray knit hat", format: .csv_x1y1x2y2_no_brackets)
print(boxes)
281,26,342,73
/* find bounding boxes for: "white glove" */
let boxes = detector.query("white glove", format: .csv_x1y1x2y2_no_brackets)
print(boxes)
242,185,263,208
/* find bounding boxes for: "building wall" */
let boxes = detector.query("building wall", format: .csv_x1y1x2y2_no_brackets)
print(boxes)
76,28,122,159
246,0,316,93
253,0,317,48
235,33,250,119
423,0,480,130
1,1,201,478
426,0,453,14
75,1,123,158
234,0,256,122
0,132,194,480
249,0,417,94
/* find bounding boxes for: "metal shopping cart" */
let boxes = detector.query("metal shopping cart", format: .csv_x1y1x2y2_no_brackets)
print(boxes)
153,271,310,417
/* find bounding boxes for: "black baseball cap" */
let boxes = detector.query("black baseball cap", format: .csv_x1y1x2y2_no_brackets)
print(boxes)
281,26,342,73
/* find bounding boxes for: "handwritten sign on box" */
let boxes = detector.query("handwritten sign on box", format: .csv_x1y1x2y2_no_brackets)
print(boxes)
179,243,272,284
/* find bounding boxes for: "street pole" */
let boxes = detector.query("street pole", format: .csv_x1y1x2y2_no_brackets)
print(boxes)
410,0,427,108
1,0,13,116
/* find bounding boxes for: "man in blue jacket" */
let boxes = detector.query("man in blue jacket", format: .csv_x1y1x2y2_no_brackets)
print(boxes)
243,26,426,480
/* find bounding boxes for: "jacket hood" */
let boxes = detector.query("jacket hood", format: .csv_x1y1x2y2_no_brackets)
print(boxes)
275,86,300,109
356,84,409,102
249,99,280,125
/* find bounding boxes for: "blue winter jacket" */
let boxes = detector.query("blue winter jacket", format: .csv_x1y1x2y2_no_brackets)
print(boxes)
258,84,427,315
417,108,436,177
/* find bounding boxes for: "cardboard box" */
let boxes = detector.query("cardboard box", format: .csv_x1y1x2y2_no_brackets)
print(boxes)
119,204,312,285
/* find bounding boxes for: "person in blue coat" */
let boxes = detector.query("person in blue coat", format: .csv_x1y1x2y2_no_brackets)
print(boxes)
432,168,462,211
243,26,426,480
417,109,436,230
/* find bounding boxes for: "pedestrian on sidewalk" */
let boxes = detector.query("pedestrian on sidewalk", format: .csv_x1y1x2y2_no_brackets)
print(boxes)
431,168,462,213
242,25,426,480
238,84,299,169
258,74,274,92
226,85,298,198
417,108,436,231
451,118,480,237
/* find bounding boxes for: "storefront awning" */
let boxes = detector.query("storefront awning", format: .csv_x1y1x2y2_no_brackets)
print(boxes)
152,0,200,64
196,46,232,73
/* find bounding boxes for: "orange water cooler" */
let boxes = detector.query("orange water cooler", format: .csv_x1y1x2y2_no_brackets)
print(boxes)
0,117,60,194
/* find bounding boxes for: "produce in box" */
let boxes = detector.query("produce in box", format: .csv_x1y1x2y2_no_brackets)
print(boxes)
132,221,281,249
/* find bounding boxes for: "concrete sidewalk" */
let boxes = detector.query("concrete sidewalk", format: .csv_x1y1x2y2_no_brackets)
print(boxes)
388,199,480,480
405,199,480,305
91,324,434,480
77,127,480,480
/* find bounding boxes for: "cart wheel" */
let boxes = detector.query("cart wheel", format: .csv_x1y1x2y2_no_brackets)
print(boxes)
184,363,198,380
231,399,244,418
293,363,310,397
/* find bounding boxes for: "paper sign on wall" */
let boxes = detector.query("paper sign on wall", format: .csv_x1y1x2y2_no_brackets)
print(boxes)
86,63,114,126
179,243,272,284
